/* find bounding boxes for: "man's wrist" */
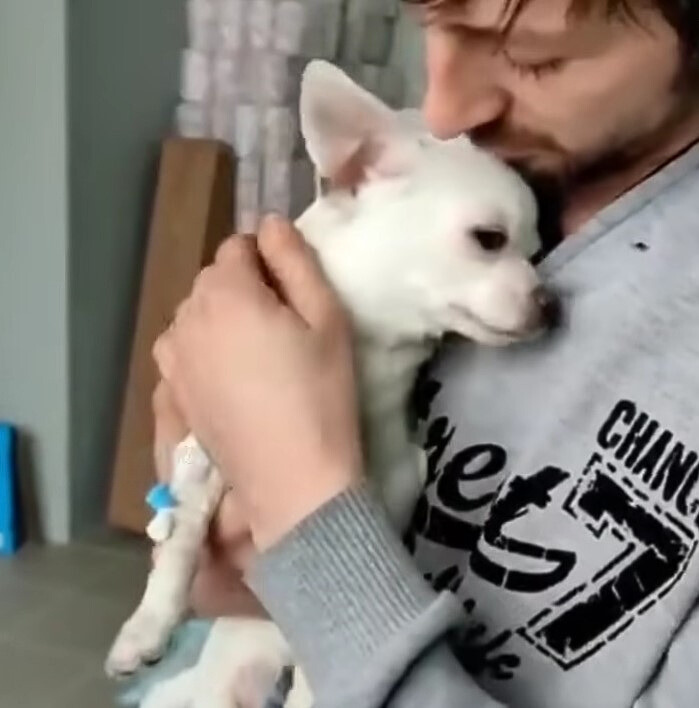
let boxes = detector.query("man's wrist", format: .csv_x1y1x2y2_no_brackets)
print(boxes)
247,471,358,551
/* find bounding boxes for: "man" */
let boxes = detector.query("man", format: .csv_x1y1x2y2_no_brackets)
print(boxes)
153,0,699,705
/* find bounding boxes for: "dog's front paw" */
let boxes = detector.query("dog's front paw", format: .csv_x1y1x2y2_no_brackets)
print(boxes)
105,610,175,678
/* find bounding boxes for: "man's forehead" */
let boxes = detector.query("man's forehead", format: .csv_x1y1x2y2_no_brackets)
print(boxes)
432,0,576,36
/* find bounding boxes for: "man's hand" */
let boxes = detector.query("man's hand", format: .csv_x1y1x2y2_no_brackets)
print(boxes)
152,379,265,617
153,216,364,550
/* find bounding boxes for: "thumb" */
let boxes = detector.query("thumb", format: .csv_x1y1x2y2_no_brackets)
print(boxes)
257,214,343,329
152,380,188,483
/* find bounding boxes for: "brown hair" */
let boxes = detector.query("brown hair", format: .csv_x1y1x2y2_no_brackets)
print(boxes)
404,0,698,57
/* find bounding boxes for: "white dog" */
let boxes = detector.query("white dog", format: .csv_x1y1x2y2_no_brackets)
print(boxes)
106,60,556,708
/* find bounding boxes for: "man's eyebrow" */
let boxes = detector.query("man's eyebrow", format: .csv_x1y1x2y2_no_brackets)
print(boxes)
503,27,576,48
412,0,616,55
428,5,579,51
422,3,562,31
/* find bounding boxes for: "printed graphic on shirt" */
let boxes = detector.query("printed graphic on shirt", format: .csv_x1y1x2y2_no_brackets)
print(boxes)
407,375,699,678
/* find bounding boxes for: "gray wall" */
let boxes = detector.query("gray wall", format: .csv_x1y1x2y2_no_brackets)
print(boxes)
390,11,426,108
0,1,71,543
0,0,185,542
68,0,186,536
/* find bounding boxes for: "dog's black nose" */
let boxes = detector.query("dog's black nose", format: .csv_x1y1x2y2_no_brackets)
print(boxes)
534,286,563,331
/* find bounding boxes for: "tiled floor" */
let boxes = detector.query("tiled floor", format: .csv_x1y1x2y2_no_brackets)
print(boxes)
0,531,150,707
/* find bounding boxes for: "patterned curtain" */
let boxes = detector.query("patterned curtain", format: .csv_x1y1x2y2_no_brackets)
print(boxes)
177,0,406,231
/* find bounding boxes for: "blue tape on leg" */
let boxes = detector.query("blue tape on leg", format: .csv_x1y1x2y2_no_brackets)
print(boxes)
146,483,178,512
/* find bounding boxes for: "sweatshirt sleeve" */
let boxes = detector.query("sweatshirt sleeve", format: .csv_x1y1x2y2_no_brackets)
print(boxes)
633,598,699,708
247,484,506,708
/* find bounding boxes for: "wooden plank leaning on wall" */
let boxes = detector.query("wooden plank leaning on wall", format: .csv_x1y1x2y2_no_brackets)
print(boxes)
108,138,235,533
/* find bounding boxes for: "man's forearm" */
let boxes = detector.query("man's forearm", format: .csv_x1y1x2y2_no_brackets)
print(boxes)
248,484,504,707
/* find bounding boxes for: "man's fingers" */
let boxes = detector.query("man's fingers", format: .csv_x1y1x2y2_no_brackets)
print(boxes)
152,379,185,430
213,234,270,294
210,233,283,311
152,236,278,384
257,214,344,329
152,381,188,482
214,233,258,268
152,328,176,382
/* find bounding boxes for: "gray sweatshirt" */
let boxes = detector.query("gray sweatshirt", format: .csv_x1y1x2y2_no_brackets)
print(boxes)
250,142,699,708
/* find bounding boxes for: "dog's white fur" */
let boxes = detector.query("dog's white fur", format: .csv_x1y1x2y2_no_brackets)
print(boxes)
105,60,546,708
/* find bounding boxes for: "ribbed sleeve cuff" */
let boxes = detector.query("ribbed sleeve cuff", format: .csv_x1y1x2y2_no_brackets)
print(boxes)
247,484,464,698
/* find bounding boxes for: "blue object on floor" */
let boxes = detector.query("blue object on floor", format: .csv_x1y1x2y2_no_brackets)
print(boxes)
0,423,21,556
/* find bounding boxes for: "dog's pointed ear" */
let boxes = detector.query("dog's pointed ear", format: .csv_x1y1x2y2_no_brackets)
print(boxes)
300,61,414,191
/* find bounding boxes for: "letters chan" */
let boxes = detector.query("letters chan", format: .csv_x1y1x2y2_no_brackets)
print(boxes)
597,399,699,526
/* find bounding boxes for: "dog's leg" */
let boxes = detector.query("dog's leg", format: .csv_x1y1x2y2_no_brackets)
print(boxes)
222,660,287,708
140,668,196,708
106,435,224,677
285,667,314,708
193,618,295,708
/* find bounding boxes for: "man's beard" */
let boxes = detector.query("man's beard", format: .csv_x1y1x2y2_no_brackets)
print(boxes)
470,122,682,256
469,82,699,256
466,125,573,255
471,122,642,187
469,124,581,254
515,145,645,254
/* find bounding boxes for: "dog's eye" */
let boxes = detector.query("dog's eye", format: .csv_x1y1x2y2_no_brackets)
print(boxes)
471,227,508,252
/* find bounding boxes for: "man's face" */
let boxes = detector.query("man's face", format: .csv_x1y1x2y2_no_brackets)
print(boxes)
421,0,687,181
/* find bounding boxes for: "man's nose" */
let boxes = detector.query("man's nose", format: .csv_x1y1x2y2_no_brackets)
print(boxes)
422,31,509,140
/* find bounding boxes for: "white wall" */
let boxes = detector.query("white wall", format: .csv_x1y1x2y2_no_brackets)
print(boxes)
0,1,71,543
